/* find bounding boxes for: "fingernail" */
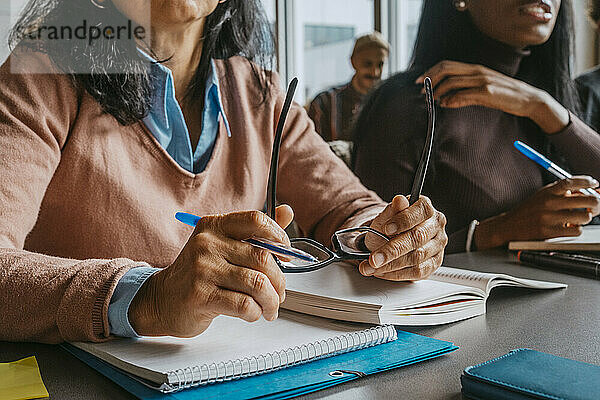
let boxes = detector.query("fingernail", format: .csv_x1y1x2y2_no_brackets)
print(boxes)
280,291,286,303
362,265,375,276
385,223,398,235
372,252,385,268
592,179,599,187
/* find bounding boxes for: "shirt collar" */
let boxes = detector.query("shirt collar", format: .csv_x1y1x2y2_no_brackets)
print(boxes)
208,60,232,137
137,49,231,137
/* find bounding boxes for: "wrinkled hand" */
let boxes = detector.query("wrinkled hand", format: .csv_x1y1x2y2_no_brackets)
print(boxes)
129,205,294,337
359,195,448,281
475,177,600,250
416,60,570,134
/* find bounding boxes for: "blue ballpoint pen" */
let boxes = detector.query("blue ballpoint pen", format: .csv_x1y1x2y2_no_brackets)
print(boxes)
174,212,318,263
514,140,600,199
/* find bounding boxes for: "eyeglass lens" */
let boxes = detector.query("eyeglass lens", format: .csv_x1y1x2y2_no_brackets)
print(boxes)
278,239,333,270
279,228,389,271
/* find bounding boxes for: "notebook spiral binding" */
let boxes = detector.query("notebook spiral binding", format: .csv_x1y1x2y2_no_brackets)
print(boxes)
163,324,397,393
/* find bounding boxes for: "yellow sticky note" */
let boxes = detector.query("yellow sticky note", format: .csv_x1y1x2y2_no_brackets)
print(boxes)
0,356,49,400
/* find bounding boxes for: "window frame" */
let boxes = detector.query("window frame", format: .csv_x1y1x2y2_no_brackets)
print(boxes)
274,0,379,100
270,0,422,89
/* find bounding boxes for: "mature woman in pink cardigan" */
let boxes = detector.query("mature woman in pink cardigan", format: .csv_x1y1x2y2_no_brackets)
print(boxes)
0,0,447,343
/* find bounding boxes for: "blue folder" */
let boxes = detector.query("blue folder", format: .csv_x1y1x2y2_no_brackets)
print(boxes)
63,330,457,400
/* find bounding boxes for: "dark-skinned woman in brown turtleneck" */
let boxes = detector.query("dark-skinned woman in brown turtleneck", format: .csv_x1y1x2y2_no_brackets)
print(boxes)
353,0,600,261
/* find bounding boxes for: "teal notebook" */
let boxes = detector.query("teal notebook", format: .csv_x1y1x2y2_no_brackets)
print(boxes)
62,313,457,399
462,349,600,400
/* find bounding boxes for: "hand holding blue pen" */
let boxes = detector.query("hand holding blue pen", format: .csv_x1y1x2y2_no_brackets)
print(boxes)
514,141,600,199
472,142,600,250
175,212,318,263
129,208,297,337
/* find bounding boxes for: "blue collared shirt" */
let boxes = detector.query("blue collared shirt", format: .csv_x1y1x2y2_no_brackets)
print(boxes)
141,54,232,173
107,55,231,337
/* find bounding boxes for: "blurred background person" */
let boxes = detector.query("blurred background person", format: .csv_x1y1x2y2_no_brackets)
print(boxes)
308,32,389,165
353,0,600,254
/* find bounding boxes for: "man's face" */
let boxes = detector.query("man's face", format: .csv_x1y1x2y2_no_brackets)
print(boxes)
351,47,388,92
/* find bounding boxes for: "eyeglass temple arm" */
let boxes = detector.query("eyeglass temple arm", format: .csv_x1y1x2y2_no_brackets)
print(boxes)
409,76,435,206
266,77,299,220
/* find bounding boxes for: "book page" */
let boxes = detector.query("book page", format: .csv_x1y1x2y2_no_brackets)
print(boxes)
431,266,567,294
431,267,493,292
284,262,483,309
509,225,600,251
546,225,600,244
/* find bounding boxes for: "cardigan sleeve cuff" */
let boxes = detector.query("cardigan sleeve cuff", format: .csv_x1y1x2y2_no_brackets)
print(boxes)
108,266,161,337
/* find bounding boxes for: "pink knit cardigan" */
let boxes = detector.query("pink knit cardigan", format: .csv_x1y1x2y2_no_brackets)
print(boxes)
0,49,385,343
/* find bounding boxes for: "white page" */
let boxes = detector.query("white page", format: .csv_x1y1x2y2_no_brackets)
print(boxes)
283,262,483,310
546,225,600,244
73,311,387,384
509,225,600,250
431,266,567,293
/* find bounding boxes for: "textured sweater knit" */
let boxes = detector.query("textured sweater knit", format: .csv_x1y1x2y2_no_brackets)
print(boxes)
0,48,385,344
354,33,600,253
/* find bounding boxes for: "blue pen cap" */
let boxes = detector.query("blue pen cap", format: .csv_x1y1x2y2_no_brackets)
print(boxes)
175,212,201,227
513,141,551,169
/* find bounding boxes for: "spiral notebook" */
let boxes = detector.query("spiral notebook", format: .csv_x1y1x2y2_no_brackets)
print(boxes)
70,311,397,393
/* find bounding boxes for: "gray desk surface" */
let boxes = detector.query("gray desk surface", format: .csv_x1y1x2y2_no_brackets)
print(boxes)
1,250,598,399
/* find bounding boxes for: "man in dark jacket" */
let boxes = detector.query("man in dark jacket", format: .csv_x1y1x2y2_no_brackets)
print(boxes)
308,32,389,146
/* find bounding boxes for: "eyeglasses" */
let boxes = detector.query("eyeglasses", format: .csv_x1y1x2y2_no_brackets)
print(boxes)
268,77,435,273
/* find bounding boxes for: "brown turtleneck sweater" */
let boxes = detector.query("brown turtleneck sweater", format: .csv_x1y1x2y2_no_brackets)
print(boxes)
353,34,600,253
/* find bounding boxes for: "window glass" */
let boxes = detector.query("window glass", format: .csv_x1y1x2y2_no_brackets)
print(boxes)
396,0,423,71
290,0,374,105
0,1,18,64
261,0,277,23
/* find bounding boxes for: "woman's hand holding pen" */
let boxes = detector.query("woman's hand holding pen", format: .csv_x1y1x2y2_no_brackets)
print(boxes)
360,195,448,281
416,60,570,134
474,176,600,250
129,206,294,337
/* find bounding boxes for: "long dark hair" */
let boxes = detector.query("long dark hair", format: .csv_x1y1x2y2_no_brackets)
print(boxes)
9,0,274,125
409,0,580,115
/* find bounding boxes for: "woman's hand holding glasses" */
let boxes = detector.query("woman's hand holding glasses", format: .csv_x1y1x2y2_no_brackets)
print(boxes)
360,195,448,281
129,206,294,337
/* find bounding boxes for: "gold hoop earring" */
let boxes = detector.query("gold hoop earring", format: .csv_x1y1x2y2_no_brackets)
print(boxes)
453,0,467,11
91,0,106,9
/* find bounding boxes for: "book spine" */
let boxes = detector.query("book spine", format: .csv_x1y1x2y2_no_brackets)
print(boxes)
163,325,397,393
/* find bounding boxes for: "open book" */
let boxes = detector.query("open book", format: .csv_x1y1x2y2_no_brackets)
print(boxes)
282,264,567,325
509,225,600,251
71,311,396,393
